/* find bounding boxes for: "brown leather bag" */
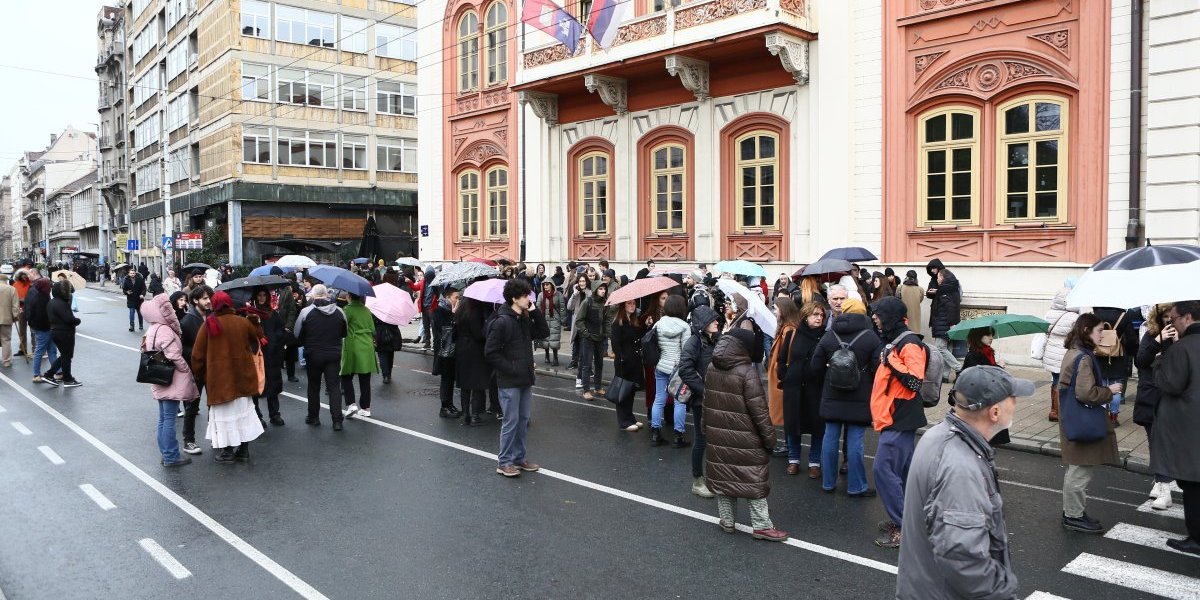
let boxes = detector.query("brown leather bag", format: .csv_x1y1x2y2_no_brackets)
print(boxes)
1094,313,1125,358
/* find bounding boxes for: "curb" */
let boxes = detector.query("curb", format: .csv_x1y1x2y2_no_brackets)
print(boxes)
398,346,1153,476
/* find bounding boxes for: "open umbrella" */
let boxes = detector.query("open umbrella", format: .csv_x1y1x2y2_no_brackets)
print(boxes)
365,283,420,325
274,254,317,269
819,247,878,263
798,258,853,281
113,263,130,271
395,257,422,267
249,264,288,277
51,270,87,291
715,278,778,338
714,259,768,279
948,314,1049,341
352,257,371,265
182,262,213,272
308,265,375,297
431,262,500,288
648,267,696,277
467,257,499,267
1066,244,1200,309
215,274,292,305
606,276,678,306
464,278,507,304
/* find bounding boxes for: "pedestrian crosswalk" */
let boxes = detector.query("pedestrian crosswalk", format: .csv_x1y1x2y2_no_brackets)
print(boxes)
1137,498,1187,520
1105,523,1200,559
1061,553,1200,600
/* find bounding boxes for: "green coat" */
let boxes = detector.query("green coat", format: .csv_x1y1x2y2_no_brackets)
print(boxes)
340,301,379,375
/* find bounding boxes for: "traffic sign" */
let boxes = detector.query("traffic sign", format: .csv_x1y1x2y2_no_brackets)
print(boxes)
127,239,140,251
162,235,174,251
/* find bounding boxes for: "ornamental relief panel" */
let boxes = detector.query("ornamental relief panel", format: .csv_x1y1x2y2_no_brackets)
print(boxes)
614,16,666,46
675,0,766,30
728,238,781,262
522,43,582,69
1029,29,1070,57
572,240,612,261
455,140,506,166
646,240,689,261
919,57,1069,104
778,0,805,17
483,87,509,107
914,51,947,76
909,1,1074,45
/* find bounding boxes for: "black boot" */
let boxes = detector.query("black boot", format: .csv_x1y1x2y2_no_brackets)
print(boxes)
545,349,551,364
214,447,236,463
650,427,664,447
672,432,691,448
552,350,560,367
439,406,462,418
234,442,250,462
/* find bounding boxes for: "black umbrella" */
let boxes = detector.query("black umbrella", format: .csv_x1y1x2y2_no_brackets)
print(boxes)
797,258,853,278
1067,243,1200,308
818,247,878,263
215,275,291,305
182,262,213,272
1090,243,1200,270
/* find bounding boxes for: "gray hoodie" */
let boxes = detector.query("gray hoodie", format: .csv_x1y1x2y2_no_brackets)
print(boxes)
654,316,692,375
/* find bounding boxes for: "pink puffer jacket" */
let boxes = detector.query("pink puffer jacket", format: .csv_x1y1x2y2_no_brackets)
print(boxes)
140,293,199,401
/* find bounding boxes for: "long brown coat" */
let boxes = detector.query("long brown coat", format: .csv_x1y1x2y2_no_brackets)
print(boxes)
703,335,775,499
899,283,925,334
766,324,796,426
191,309,262,407
1058,348,1119,466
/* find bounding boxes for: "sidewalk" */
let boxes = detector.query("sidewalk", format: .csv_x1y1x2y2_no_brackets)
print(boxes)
397,321,1151,475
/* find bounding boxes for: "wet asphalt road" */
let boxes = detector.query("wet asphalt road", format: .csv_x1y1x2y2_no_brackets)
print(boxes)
0,288,1196,600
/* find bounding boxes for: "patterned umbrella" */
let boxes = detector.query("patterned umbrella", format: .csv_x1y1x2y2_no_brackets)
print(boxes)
431,261,500,288
1066,243,1200,308
606,276,678,306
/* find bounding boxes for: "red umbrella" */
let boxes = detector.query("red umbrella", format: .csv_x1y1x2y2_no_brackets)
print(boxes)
467,258,498,267
606,276,678,306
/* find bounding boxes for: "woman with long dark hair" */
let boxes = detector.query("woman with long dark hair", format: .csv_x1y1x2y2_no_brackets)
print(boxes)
782,301,827,478
1134,304,1179,509
432,288,464,418
610,300,645,431
455,296,490,425
641,291,668,414
538,281,564,366
650,295,692,447
249,287,286,426
767,297,801,455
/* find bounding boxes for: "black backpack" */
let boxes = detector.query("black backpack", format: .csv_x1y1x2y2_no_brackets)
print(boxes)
828,330,870,391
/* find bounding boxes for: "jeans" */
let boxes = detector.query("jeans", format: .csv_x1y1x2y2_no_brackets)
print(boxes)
875,430,917,528
32,329,57,377
497,386,532,467
305,351,343,422
578,337,604,392
822,422,867,493
44,330,75,381
932,336,961,373
128,307,144,328
1063,464,1094,518
788,431,824,467
652,370,685,432
692,403,706,477
157,400,182,463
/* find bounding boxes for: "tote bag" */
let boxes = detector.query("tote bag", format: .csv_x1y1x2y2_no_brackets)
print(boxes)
1058,351,1109,443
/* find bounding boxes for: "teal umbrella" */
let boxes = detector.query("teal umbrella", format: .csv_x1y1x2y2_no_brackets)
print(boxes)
948,314,1050,341
714,259,768,278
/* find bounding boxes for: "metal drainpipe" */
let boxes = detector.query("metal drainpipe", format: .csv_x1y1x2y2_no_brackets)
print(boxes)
519,27,527,263
1126,0,1144,249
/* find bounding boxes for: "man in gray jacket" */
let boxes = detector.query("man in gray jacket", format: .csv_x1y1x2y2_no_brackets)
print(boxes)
896,365,1032,599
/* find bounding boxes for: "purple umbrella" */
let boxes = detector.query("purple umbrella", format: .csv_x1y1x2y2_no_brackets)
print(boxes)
463,278,507,304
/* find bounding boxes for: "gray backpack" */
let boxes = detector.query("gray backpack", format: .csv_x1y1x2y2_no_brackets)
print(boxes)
828,330,871,391
882,332,945,408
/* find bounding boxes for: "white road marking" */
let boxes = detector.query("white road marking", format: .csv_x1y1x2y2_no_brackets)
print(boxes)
0,372,329,600
1105,523,1198,558
11,421,32,435
279,391,897,575
0,403,6,413
138,538,192,580
1061,553,1200,600
1026,592,1072,600
38,445,65,465
1137,499,1187,520
79,484,117,511
76,332,143,351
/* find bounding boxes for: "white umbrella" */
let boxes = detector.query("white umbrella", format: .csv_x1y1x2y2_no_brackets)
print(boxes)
394,257,422,267
716,278,778,338
1066,261,1200,309
275,254,317,269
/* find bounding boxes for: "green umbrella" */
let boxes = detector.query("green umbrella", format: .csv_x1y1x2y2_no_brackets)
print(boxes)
947,314,1050,341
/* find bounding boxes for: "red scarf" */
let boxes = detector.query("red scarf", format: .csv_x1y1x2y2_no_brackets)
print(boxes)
980,344,997,366
540,289,556,317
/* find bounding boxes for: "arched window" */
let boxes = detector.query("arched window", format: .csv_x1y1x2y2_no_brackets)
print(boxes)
578,152,609,234
458,12,479,92
917,106,979,226
997,95,1068,223
486,166,508,237
651,143,686,233
734,131,779,231
459,170,480,240
484,3,507,85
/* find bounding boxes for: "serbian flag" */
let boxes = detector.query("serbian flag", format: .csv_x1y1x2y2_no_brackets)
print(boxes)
522,0,582,54
588,0,629,50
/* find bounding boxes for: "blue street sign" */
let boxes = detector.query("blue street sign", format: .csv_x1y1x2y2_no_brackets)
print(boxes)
420,225,429,237
127,239,140,251
162,235,174,250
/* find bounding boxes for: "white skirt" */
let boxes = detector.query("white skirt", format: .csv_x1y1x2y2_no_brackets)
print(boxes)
206,396,265,448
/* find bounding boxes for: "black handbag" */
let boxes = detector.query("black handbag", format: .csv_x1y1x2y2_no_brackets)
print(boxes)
605,376,638,405
137,329,175,386
639,327,661,367
436,325,457,358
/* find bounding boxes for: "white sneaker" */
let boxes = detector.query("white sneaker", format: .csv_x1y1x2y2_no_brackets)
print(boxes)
1149,481,1164,499
358,408,371,418
343,403,360,417
181,442,202,455
1170,480,1183,494
1152,488,1173,510
574,379,583,389
624,424,639,431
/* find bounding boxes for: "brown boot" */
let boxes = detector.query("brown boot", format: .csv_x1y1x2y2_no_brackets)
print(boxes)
1048,385,1060,422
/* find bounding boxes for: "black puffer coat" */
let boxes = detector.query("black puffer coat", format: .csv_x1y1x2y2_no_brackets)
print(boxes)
431,299,456,377
782,322,825,436
811,313,881,425
703,333,775,499
255,305,285,398
678,306,720,404
925,259,961,338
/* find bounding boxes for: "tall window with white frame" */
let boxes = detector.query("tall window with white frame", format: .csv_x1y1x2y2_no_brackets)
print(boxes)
485,3,507,85
735,131,779,231
342,75,366,111
377,24,417,60
579,152,608,234
241,62,271,102
651,144,685,233
917,106,978,226
378,138,417,172
487,166,508,238
341,16,368,54
342,135,367,170
459,170,480,240
998,96,1067,223
459,12,479,92
377,81,416,116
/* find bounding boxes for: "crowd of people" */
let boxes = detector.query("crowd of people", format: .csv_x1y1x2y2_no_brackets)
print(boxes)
2,250,1198,597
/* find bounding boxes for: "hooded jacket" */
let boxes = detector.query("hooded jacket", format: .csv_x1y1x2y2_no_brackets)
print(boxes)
1039,286,1079,374
677,306,720,403
811,313,880,425
180,306,205,368
896,412,1018,600
925,259,962,338
653,315,692,375
703,331,775,499
538,283,565,350
23,278,53,331
871,297,929,433
574,289,612,342
140,293,199,402
295,300,348,356
47,281,80,332
484,304,537,388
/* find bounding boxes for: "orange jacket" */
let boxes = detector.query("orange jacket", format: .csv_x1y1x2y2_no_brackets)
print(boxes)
869,336,927,432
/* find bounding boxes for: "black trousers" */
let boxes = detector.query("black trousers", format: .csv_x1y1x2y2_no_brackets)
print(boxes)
421,309,432,345
615,385,638,429
253,394,280,419
692,404,706,478
341,373,372,409
284,342,299,379
45,330,75,380
377,351,395,379
306,352,343,422
183,383,204,444
438,367,459,410
462,389,485,416
1180,479,1200,541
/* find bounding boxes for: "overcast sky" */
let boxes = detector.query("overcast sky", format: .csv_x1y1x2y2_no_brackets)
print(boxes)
0,1,109,171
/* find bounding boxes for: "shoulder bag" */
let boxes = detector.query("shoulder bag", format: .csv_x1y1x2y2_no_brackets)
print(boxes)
1058,351,1109,443
137,328,175,386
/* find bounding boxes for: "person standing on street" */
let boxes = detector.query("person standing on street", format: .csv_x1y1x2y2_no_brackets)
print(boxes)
925,258,962,375
42,280,82,387
1034,279,1079,422
13,264,35,357
895,365,1028,599
703,328,788,542
650,295,692,447
485,278,543,478
898,271,924,335
870,296,929,549
611,300,647,432
678,305,720,497
24,278,58,385
1057,313,1121,534
0,272,18,368
276,273,301,383
537,281,563,366
811,298,878,495
574,281,611,401
179,285,213,455
782,301,827,478
124,270,147,331
249,287,286,426
1134,304,1179,510
455,297,490,425
339,293,378,420
431,287,464,419
294,285,348,430
1153,300,1200,556
190,291,265,462
140,293,198,468
1092,306,1138,426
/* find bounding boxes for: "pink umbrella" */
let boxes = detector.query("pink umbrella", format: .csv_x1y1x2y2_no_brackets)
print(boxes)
606,276,679,306
464,278,507,304
364,283,419,325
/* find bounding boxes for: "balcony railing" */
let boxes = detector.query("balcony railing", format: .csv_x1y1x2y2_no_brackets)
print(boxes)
100,168,127,188
99,135,113,149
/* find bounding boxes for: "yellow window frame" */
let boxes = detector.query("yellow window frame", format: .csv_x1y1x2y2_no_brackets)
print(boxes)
651,143,686,234
459,169,480,240
484,2,507,86
734,131,781,232
486,166,508,238
995,94,1069,224
458,12,479,93
916,105,980,227
578,151,609,235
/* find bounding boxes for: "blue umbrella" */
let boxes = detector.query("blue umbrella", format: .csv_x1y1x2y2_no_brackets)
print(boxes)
714,259,768,278
352,257,371,264
249,264,288,277
819,247,878,262
308,265,375,297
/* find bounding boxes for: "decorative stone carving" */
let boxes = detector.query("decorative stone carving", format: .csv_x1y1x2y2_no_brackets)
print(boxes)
665,55,710,101
518,91,559,126
614,16,666,46
932,66,973,91
974,62,1002,91
584,74,628,116
456,94,480,113
458,142,505,165
779,0,805,16
1029,29,1069,57
914,51,947,76
765,32,810,86
1004,61,1048,81
483,87,509,107
522,43,578,69
676,0,765,30
494,129,507,142
452,137,466,154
